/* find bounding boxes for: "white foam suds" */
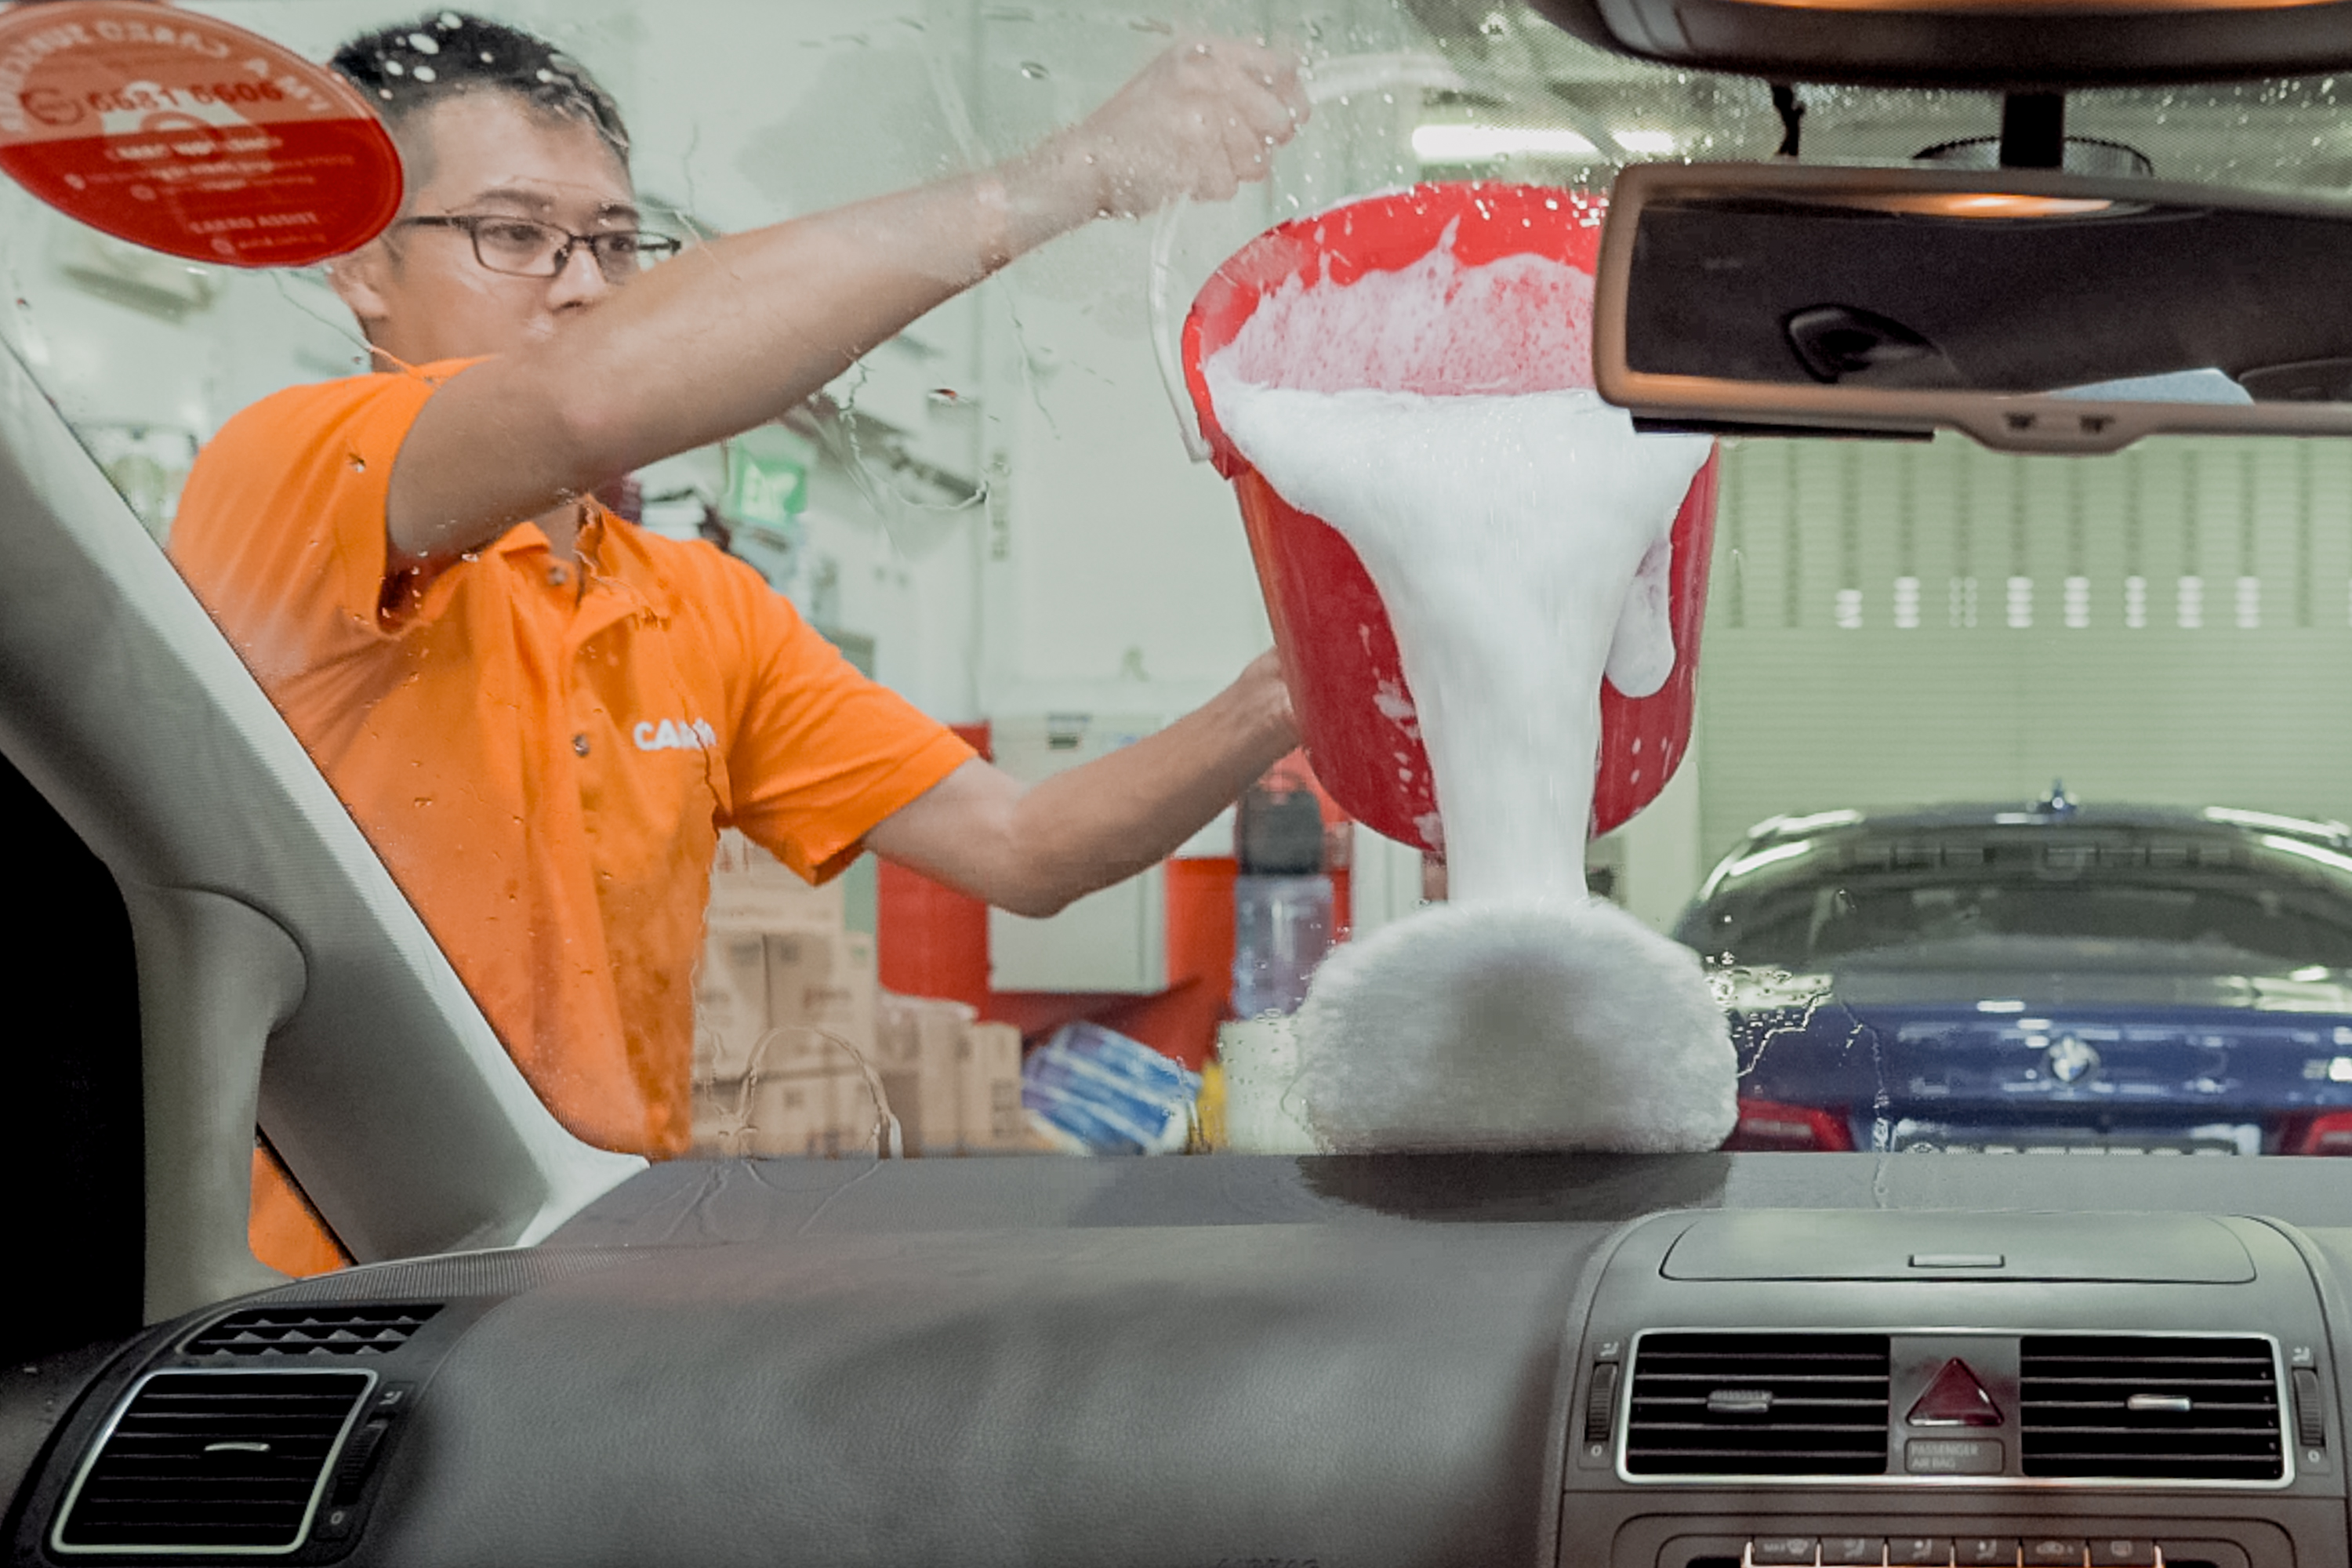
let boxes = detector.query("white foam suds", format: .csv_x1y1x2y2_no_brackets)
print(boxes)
1292,897,1738,1153
1207,238,1737,1153
1216,236,1597,399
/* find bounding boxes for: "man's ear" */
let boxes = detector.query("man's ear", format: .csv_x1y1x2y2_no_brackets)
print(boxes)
324,241,395,335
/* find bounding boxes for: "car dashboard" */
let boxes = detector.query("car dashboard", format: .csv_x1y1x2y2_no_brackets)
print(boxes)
5,1153,2352,1568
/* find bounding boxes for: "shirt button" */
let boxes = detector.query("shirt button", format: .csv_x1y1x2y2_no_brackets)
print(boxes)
547,564,569,586
572,734,590,757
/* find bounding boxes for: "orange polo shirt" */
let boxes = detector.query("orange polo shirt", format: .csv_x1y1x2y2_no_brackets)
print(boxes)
171,358,974,1165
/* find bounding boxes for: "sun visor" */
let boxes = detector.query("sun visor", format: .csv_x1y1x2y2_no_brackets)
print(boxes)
1530,0,2352,89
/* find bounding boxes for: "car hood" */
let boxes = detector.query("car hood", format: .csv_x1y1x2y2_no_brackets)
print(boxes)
1722,943,2352,1142
1810,965,2352,1013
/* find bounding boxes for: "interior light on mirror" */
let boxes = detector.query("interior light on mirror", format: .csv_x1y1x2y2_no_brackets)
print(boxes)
1824,193,2120,219
1592,160,2352,452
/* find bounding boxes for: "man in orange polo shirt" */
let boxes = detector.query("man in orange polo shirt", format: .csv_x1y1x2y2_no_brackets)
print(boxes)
168,14,1305,1252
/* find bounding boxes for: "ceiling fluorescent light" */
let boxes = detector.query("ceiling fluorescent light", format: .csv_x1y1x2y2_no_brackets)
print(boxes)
1610,129,1677,154
2263,833,2352,878
1411,124,1598,162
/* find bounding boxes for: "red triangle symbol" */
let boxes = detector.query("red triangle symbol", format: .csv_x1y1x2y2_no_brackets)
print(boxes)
1907,1359,2003,1428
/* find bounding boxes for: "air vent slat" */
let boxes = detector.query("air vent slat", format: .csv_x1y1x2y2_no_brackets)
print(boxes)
1639,1374,1887,1385
1630,1421,1892,1433
2019,1336,2284,1482
55,1372,372,1553
1628,1457,1882,1467
185,1304,442,1359
1624,1333,1890,1477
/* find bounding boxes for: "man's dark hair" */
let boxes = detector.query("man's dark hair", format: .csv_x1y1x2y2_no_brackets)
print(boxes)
332,13,630,174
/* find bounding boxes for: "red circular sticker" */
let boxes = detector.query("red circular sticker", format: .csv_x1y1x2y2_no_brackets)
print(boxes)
0,2,401,267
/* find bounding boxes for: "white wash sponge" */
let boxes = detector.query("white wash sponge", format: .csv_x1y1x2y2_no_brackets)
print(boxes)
1293,898,1737,1154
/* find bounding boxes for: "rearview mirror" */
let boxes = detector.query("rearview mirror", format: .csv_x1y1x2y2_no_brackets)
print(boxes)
1592,162,2352,454
1532,0,2352,89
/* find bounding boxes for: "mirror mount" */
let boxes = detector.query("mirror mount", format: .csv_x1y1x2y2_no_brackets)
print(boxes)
1918,133,2153,180
1770,82,1805,160
1999,93,2066,170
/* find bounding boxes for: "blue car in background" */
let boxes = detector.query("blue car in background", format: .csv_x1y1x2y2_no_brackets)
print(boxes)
1674,792,2352,1156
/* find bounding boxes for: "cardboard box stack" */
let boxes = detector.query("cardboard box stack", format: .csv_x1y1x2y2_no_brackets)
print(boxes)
876,996,1028,1156
691,831,1029,1158
692,832,879,1159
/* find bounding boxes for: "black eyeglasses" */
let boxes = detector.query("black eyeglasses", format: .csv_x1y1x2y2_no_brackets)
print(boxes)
395,214,683,282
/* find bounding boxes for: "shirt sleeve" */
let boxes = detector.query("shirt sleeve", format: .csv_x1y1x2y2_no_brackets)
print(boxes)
169,361,474,687
715,557,976,884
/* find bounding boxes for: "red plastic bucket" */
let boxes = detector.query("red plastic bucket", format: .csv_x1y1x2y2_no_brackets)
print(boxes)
1181,181,1719,854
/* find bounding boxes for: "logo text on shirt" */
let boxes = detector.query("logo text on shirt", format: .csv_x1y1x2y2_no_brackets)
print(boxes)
634,718,718,752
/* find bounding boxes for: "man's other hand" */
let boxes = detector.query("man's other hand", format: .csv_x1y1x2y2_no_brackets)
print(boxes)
1231,647,1298,745
1058,40,1308,220
867,648,1299,919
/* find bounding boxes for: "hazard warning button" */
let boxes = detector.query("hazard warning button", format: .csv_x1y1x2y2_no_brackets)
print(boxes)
1907,1357,2004,1428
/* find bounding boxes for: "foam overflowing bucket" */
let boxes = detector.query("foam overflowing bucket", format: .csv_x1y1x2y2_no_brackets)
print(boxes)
1179,183,1720,851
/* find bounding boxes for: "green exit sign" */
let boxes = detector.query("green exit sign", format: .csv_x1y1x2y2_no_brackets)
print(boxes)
723,447,808,530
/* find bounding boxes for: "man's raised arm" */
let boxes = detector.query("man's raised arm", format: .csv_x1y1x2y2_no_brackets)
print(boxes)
384,40,1305,566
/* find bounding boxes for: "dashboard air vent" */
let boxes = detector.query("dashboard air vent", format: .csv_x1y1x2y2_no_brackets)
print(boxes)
2020,1335,2283,1481
1625,1332,1891,1475
186,1303,441,1358
53,1370,371,1553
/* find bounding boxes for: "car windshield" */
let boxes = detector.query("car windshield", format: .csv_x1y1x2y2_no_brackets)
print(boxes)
10,0,2352,1265
1682,824,2352,971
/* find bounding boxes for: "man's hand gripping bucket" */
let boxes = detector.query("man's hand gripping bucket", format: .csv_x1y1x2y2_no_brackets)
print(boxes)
1171,180,1722,851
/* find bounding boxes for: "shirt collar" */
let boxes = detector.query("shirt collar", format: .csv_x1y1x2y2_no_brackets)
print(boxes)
487,499,614,565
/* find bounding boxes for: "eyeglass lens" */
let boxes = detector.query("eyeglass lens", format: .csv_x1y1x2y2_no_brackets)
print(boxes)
470,218,671,281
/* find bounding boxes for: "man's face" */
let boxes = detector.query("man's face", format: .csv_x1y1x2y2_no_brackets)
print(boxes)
332,90,637,366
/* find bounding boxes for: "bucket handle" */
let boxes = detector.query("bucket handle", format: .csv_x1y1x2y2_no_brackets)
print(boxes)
1147,52,1467,464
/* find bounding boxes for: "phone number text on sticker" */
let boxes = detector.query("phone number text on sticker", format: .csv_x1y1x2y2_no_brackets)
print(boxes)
82,81,291,117
0,2,401,267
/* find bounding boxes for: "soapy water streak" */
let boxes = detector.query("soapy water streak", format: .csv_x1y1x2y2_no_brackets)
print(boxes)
1706,959,1839,1081
1206,237,1740,1152
697,1023,903,1160
1708,955,1887,1146
1206,235,1709,902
